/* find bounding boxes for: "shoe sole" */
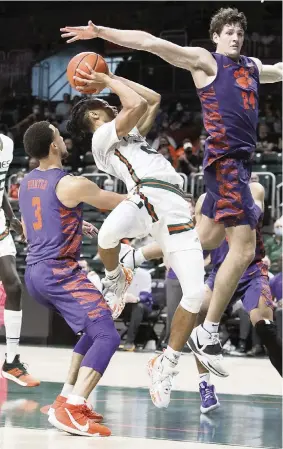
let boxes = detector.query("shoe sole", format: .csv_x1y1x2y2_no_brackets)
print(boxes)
187,339,229,378
1,371,40,387
48,413,107,437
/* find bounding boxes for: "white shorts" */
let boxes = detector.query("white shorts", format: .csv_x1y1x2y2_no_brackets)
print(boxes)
0,231,16,258
99,181,201,256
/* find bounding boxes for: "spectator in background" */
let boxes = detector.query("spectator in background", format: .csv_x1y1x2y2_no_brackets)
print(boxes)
250,172,260,183
152,129,177,151
119,264,153,352
72,95,81,107
64,137,81,172
55,93,72,121
177,139,200,176
8,171,25,200
28,157,39,172
264,217,282,272
257,123,275,153
11,103,43,137
270,272,282,339
56,93,72,135
0,123,14,141
78,259,102,292
156,137,176,167
43,106,59,128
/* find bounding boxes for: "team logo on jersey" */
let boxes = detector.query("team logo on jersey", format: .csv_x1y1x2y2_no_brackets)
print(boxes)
234,67,253,88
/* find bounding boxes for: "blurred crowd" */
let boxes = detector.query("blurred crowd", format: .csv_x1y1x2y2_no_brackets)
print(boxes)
0,90,281,184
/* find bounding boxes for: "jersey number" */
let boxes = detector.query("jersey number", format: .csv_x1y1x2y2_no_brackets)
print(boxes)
32,197,42,231
241,91,256,110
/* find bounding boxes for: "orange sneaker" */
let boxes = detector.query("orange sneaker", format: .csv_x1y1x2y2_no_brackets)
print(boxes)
48,403,111,437
48,395,103,422
1,355,40,387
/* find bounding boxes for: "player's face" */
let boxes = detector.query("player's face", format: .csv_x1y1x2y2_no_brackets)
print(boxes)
214,23,244,59
52,127,68,160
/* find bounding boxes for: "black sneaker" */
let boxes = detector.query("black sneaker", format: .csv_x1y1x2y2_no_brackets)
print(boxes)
2,354,40,387
187,326,229,377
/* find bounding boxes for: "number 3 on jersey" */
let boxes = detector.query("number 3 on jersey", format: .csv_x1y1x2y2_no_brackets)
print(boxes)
32,197,42,230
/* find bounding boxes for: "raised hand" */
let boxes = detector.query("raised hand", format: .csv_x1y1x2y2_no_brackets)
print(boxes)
82,220,98,239
73,62,109,92
60,20,99,43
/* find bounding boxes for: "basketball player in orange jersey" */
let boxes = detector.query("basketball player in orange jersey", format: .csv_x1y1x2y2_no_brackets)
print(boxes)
61,8,282,376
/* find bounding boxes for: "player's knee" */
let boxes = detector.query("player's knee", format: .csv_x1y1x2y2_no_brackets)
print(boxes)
109,325,121,351
242,244,255,265
4,279,22,310
98,221,120,250
233,243,255,267
103,318,121,351
180,286,204,314
197,225,224,251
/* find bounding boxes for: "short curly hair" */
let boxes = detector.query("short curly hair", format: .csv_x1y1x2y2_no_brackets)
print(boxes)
23,121,54,159
209,7,247,42
67,97,118,152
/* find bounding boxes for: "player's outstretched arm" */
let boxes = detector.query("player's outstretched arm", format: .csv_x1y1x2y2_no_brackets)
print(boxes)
74,64,147,137
61,20,214,73
56,175,126,211
251,58,282,83
110,73,161,136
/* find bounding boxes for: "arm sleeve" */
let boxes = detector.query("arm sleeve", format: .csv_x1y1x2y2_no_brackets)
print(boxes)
91,120,121,171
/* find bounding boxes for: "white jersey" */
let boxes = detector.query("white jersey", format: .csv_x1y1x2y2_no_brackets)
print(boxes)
0,134,13,233
91,120,183,192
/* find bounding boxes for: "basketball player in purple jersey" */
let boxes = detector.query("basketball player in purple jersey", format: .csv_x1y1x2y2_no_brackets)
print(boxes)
121,182,282,409
19,121,129,437
192,185,282,413
61,8,282,374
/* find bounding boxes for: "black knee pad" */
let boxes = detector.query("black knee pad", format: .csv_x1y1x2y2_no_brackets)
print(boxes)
4,281,22,310
255,319,282,376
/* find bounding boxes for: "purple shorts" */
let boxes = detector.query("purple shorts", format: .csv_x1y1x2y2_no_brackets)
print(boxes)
206,270,273,313
25,259,111,334
202,158,258,229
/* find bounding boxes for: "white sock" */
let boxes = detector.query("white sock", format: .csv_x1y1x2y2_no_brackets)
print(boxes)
4,310,22,363
60,383,74,398
199,372,211,385
134,248,146,267
162,346,181,369
105,265,122,280
202,320,219,334
67,394,86,406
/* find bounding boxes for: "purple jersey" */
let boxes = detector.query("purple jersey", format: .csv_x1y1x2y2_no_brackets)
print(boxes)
210,206,267,279
197,53,260,168
19,168,83,265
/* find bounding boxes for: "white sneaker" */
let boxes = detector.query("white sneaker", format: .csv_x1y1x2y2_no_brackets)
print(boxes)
187,325,229,378
102,265,133,319
147,354,178,409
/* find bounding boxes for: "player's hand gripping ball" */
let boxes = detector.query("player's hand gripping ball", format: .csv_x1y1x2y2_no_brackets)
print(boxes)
67,52,109,94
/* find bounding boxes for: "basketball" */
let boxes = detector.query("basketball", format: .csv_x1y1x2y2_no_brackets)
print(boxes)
67,52,109,94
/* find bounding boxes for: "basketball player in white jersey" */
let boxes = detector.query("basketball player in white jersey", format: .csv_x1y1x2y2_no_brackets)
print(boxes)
0,133,39,387
67,66,218,408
